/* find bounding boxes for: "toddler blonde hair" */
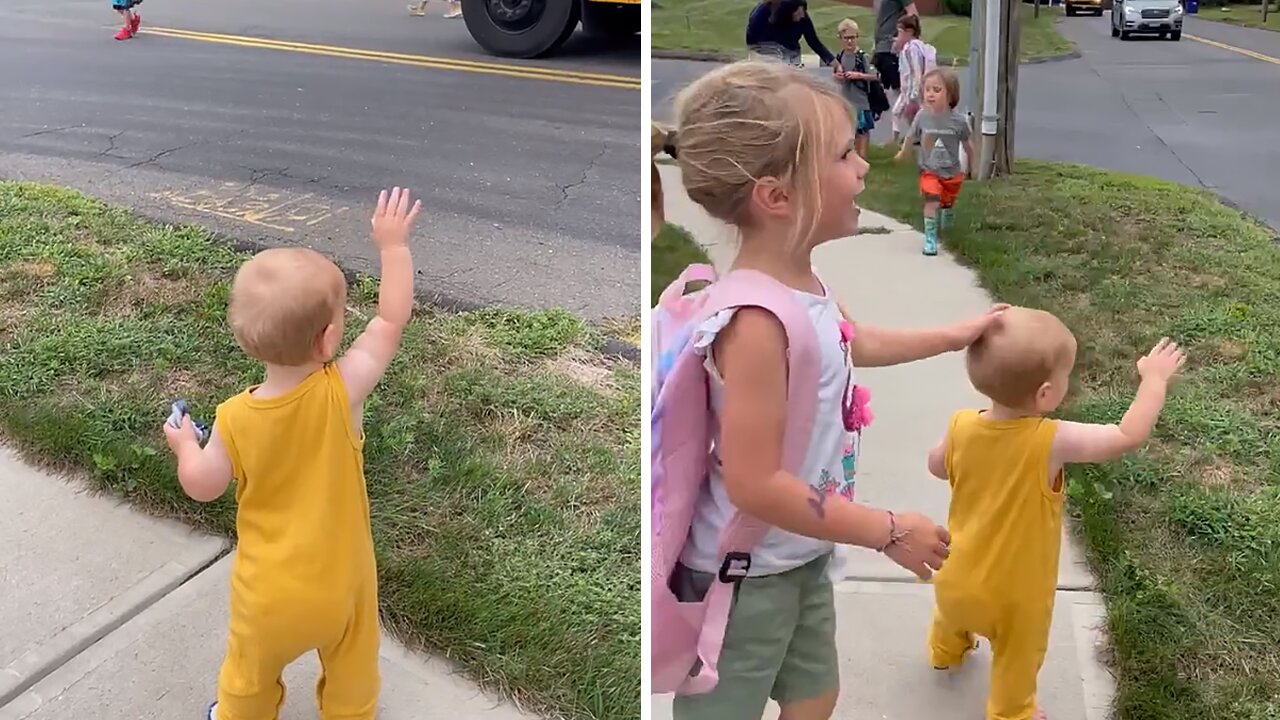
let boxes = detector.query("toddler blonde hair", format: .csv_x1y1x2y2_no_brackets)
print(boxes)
651,60,850,248
837,18,860,37
966,307,1077,408
228,247,347,366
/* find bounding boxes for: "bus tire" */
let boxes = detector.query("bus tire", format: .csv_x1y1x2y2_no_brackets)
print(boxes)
461,0,580,58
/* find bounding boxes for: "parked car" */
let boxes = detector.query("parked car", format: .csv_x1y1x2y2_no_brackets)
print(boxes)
1111,0,1184,39
1065,0,1105,16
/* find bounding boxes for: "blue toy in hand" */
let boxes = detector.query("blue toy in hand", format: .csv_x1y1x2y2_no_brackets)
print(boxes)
167,400,209,445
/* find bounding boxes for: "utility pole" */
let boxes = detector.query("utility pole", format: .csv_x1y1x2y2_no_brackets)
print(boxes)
973,0,1020,179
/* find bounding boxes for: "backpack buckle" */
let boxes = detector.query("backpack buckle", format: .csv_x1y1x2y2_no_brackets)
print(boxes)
718,552,752,583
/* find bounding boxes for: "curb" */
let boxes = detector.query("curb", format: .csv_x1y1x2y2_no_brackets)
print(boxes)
219,235,642,364
120,211,642,365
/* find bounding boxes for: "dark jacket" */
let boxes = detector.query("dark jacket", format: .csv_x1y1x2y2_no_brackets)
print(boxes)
745,0,836,66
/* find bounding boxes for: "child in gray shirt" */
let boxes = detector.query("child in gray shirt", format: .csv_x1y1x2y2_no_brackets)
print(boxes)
895,67,973,257
834,19,881,158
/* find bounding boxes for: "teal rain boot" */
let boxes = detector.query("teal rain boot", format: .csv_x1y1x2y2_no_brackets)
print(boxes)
939,207,954,229
923,217,939,256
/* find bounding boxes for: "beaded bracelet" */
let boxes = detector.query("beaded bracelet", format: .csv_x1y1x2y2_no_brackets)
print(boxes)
876,510,909,553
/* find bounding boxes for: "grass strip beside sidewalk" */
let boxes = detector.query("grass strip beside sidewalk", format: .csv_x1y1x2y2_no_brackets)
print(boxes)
651,223,711,305
852,146,1280,719
1199,5,1280,31
0,182,639,720
653,1,1073,64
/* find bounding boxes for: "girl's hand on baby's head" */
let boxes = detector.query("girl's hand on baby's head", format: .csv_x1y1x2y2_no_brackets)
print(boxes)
1137,337,1187,384
371,187,423,251
945,304,1010,351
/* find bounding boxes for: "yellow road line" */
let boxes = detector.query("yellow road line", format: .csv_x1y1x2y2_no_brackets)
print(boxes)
1186,33,1280,66
137,27,640,90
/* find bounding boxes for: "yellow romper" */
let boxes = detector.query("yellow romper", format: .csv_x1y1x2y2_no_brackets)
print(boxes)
929,410,1063,720
214,363,380,720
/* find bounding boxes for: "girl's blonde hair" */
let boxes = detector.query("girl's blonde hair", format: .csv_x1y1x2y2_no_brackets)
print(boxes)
651,60,849,248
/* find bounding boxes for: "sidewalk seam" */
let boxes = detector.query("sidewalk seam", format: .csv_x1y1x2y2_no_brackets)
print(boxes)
0,538,228,711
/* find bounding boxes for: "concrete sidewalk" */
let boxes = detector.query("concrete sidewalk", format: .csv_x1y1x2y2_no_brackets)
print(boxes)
652,164,1115,720
0,447,535,720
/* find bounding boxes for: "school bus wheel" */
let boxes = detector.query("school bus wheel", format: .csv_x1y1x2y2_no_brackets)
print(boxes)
461,0,581,58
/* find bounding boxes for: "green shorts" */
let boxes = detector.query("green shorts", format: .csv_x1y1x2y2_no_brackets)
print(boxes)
671,554,839,719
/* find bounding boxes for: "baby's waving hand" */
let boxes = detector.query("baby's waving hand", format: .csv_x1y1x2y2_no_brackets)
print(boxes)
338,187,421,408
1053,338,1186,465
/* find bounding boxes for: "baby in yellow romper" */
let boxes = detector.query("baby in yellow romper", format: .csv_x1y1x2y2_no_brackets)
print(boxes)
163,187,422,720
925,307,1186,720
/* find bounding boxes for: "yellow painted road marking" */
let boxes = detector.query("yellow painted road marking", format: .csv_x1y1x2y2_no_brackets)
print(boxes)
151,184,352,233
1186,34,1280,66
136,27,640,90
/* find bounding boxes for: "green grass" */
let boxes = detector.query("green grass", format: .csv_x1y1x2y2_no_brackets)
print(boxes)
0,183,639,720
651,223,711,306
652,0,1074,64
854,145,1280,719
1199,4,1280,30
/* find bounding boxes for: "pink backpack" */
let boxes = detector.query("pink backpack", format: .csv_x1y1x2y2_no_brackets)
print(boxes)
650,264,821,695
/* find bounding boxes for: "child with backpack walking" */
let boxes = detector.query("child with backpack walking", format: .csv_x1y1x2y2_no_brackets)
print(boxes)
650,60,1008,720
833,18,888,159
163,188,421,720
895,67,973,257
111,0,142,41
890,15,935,146
925,308,1185,720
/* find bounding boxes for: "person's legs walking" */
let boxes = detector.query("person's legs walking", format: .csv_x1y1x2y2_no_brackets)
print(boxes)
112,2,133,40
873,52,901,146
928,604,977,669
214,623,293,720
671,567,803,720
315,577,382,720
986,610,1052,720
773,556,839,720
919,173,942,256
938,177,963,231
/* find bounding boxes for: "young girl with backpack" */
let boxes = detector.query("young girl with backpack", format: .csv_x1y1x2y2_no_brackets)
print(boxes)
651,60,1006,720
890,15,936,146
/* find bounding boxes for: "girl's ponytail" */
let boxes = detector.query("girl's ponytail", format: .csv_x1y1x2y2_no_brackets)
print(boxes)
650,123,677,238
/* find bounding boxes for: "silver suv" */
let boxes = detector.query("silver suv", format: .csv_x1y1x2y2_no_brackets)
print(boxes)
1112,0,1184,40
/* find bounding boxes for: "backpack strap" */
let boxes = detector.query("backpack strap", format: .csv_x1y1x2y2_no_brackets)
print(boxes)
679,269,822,695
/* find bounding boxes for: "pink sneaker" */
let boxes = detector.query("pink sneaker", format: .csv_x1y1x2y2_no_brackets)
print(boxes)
115,26,133,41
131,13,141,32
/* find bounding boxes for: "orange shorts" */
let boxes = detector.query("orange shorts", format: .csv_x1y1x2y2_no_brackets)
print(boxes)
919,172,964,208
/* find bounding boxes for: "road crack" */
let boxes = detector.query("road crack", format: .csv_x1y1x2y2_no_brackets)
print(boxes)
1085,62,1210,189
97,130,127,160
18,123,85,140
553,144,608,210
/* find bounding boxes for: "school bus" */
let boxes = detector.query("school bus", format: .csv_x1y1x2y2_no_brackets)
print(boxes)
461,0,640,58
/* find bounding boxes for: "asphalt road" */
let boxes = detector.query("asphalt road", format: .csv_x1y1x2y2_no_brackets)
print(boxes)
0,0,641,320
654,14,1280,231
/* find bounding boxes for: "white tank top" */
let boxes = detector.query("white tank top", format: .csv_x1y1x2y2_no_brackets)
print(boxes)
679,277,858,577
